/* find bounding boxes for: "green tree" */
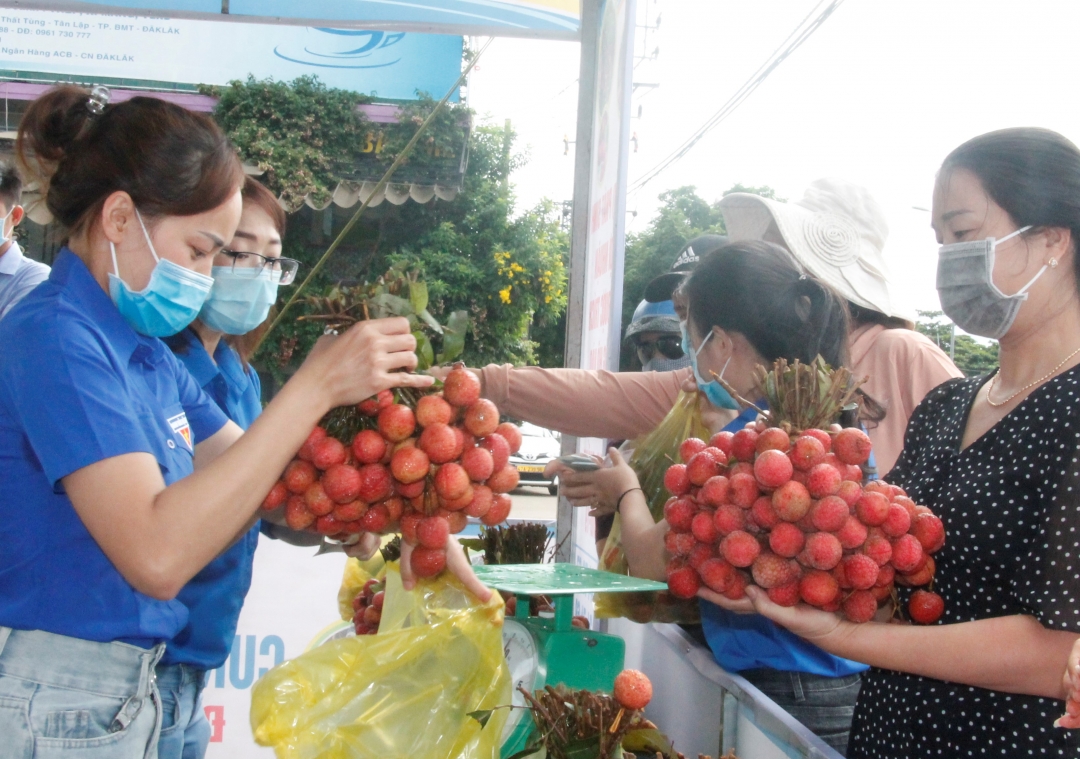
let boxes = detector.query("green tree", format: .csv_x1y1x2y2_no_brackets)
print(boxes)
916,310,999,377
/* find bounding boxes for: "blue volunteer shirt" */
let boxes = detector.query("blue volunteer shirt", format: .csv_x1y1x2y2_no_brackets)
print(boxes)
699,405,868,678
162,328,264,669
0,250,228,647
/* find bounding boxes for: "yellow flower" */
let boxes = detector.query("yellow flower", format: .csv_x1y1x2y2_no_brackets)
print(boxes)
499,286,512,304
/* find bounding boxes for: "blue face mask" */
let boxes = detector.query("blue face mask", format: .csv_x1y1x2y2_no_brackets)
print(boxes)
108,210,214,337
199,266,280,335
685,324,741,410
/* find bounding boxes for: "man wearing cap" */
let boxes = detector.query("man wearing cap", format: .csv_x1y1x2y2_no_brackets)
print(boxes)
718,178,962,474
625,298,691,372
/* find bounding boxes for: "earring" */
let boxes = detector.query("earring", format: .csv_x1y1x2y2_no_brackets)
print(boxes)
1050,257,1059,268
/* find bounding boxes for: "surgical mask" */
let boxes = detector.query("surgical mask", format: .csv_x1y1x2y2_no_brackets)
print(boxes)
936,225,1040,339
0,207,14,247
199,266,280,335
685,324,741,410
108,210,214,337
643,353,692,372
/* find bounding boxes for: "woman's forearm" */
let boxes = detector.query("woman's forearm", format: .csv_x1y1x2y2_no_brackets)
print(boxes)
618,489,669,581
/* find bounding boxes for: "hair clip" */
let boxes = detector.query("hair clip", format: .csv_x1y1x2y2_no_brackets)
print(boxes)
87,85,110,116
799,273,808,280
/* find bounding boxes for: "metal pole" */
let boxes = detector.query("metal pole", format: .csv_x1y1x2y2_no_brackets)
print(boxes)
556,0,601,564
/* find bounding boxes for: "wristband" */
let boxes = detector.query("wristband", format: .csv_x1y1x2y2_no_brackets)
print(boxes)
616,487,644,513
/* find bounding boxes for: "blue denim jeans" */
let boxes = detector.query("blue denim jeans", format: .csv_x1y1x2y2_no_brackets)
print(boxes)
0,626,165,759
740,668,862,757
155,664,210,759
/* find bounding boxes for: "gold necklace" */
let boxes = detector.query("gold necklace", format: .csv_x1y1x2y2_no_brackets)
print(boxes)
985,345,1080,407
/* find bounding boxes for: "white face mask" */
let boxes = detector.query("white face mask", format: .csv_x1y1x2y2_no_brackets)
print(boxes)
0,207,15,246
936,226,1039,339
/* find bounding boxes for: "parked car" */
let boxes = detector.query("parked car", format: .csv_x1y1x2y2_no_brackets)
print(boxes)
508,422,561,495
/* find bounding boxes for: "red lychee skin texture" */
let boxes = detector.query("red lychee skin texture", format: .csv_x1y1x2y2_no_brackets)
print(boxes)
699,558,737,593
723,571,749,600
395,477,426,499
285,497,315,530
333,500,367,522
755,427,791,454
664,464,692,497
415,395,454,428
314,514,344,535
842,589,879,623
838,464,863,483
800,570,840,607
837,515,870,550
298,426,327,462
834,428,872,465
357,389,394,417
772,480,812,522
720,530,761,568
728,461,754,479
831,561,852,590
836,479,863,507
613,669,653,711
418,423,461,464
441,486,475,511
730,473,761,508
893,495,918,518
767,581,801,607
891,533,925,573
487,464,520,494
687,451,723,487
391,447,430,484
311,437,346,471
464,485,494,518
384,496,404,522
802,532,843,570
356,464,392,504
769,522,806,558
322,464,363,504
687,541,717,570
481,433,511,471
752,552,802,589
400,511,423,544
416,516,450,549
909,590,945,624
882,503,913,537
709,431,735,457
691,511,719,544
713,504,747,536
911,513,946,553
410,546,447,578
700,475,731,508
863,532,894,566
701,446,729,466
490,422,520,453
806,463,842,498
664,497,697,533
435,462,471,500
443,367,481,407
731,429,759,462
482,493,513,525
855,491,891,526
304,482,335,516
754,449,794,489
897,554,936,587
461,446,495,482
666,565,701,599
446,510,468,534
352,430,387,465
791,435,827,471
679,437,708,463
358,503,391,533
378,404,417,443
261,481,288,511
802,428,832,452
664,530,696,557
810,495,850,532
842,553,881,590
750,496,781,530
464,399,501,437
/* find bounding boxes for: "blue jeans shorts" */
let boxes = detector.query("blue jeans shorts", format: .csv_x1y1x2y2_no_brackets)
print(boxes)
0,626,165,759
155,663,210,759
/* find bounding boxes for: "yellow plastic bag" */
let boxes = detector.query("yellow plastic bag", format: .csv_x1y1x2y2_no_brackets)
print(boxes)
595,389,709,623
252,565,511,759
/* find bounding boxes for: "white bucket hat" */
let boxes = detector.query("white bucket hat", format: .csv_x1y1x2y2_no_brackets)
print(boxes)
718,178,917,322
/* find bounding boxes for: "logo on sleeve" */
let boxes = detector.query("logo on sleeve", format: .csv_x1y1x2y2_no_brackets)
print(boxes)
167,412,193,450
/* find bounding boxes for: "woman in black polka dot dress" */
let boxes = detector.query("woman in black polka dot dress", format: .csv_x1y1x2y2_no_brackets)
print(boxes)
737,127,1080,757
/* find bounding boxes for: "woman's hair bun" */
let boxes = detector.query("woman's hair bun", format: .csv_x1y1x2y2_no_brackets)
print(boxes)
15,85,95,194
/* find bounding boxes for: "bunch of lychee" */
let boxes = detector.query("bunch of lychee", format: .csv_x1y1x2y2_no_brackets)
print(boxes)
662,423,946,624
351,578,384,635
259,366,520,580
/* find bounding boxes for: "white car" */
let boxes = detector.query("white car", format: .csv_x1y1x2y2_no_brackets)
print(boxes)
508,422,561,495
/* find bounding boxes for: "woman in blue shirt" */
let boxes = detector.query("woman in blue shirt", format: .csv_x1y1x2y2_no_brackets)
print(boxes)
0,86,485,758
552,240,866,755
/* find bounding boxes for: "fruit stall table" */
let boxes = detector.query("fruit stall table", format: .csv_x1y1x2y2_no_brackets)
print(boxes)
607,617,844,759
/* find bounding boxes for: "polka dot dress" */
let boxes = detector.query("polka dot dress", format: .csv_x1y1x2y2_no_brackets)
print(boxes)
849,369,1080,758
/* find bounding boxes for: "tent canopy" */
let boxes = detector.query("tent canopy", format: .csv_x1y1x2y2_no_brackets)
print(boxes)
0,0,581,37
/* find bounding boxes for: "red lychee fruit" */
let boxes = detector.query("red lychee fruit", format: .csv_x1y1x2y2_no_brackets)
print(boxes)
664,464,692,497
679,437,707,463
752,552,801,589
842,589,878,623
261,481,288,511
613,669,653,710
352,429,387,465
390,447,430,484
357,389,394,417
720,530,761,567
802,532,843,570
416,394,454,427
806,463,842,498
440,484,475,511
687,450,723,487
863,532,893,566
855,491,890,526
443,366,482,407
494,422,522,454
378,404,416,443
400,511,423,544
312,437,347,471
434,462,471,500
700,475,730,508
911,513,946,553
464,485,494,518
791,435,827,471
663,496,697,533
417,516,450,549
837,515,869,550
755,427,791,454
314,514,343,535
729,473,761,508
750,495,781,530
768,580,801,607
664,530,696,557
810,495,850,532
834,428,872,466
731,428,759,462
463,399,500,437
322,464,362,504
487,464,520,494
772,480,812,522
841,464,864,483
842,553,880,590
800,570,840,607
410,546,447,577
418,422,461,464
802,428,832,452
754,449,794,489
285,497,315,530
395,477,426,499
333,500,367,522
713,504,746,536
709,431,735,456
298,426,327,462
891,533,925,573
356,464,392,504
665,564,701,599
358,503,391,533
699,557,737,594
836,479,862,507
482,493,512,525
691,511,719,544
908,589,945,624
728,461,754,479
882,503,912,538
459,446,494,482
304,481,334,516
481,433,511,471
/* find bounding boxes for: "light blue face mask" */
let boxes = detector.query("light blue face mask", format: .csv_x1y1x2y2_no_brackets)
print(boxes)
199,266,281,335
684,323,741,410
108,210,214,337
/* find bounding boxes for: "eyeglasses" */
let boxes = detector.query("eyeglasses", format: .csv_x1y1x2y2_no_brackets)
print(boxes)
634,334,684,365
220,249,300,285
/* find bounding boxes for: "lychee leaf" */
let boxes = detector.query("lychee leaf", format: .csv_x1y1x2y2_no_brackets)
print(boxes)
413,331,434,370
409,281,429,314
418,308,444,334
437,309,469,364
621,728,677,758
466,708,492,727
370,293,413,318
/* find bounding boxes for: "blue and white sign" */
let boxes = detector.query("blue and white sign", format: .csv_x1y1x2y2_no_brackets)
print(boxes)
0,9,463,99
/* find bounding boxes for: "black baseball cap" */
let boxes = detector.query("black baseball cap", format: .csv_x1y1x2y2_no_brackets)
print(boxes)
643,234,729,303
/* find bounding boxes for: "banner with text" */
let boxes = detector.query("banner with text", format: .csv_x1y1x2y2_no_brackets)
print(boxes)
0,9,463,99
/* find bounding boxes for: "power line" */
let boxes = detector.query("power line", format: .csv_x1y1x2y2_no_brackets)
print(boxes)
628,0,845,193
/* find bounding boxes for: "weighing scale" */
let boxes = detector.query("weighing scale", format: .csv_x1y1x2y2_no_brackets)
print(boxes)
471,563,668,758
